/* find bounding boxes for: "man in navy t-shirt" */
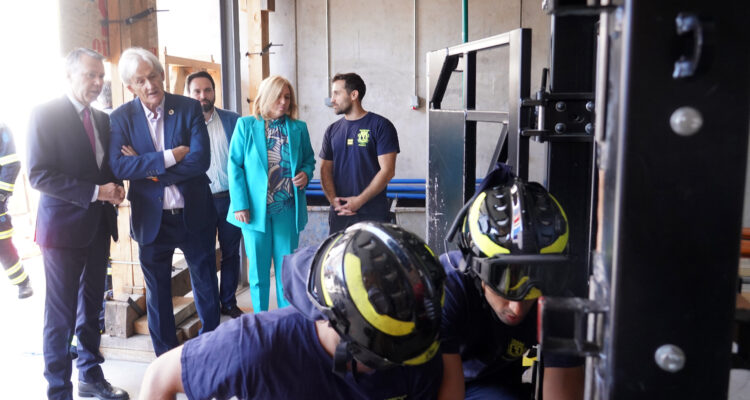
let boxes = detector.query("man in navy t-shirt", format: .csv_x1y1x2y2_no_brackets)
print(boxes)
319,72,399,234
439,180,584,400
138,223,445,400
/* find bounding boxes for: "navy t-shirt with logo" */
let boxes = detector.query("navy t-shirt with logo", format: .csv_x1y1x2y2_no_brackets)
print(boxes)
181,307,442,400
319,112,399,218
439,251,582,387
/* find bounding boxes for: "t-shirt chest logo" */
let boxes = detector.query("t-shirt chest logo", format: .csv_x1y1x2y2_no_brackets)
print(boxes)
357,129,370,146
505,338,526,359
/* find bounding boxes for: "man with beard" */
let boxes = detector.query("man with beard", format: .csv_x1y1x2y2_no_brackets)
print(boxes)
186,71,243,319
319,73,399,234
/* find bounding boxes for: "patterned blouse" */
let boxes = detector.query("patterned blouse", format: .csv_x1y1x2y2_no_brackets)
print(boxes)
266,116,294,215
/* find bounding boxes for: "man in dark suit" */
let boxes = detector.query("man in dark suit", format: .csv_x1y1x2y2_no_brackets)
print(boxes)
27,48,128,400
186,71,243,318
108,47,220,356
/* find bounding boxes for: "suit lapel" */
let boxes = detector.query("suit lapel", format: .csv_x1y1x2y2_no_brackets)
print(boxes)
285,118,298,167
62,97,98,168
132,98,158,153
163,93,177,148
254,117,268,172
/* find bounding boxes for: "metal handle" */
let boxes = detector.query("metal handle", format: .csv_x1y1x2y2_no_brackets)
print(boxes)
673,13,703,79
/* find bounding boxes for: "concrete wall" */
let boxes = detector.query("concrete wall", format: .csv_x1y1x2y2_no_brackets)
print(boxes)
264,0,553,183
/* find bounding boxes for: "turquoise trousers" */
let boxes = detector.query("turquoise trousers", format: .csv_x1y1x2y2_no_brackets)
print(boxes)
241,206,296,312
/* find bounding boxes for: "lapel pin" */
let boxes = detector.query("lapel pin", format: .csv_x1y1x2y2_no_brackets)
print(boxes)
168,109,174,115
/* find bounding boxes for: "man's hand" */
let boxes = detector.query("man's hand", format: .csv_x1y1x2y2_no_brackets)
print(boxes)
334,196,363,216
234,210,250,224
98,183,126,205
292,171,308,188
121,145,138,156
172,146,190,163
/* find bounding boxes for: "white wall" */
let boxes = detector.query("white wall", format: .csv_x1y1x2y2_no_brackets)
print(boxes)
264,0,553,182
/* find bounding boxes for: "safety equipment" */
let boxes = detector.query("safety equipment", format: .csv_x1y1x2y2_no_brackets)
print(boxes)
451,178,569,301
307,222,445,372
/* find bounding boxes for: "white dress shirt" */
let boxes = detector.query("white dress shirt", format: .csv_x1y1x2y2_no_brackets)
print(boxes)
205,110,230,194
140,98,184,209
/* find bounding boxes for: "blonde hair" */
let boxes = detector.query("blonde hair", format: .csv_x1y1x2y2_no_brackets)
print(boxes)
253,75,298,120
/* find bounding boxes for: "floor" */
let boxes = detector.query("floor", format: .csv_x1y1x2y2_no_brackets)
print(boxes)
2,256,749,400
0,255,273,400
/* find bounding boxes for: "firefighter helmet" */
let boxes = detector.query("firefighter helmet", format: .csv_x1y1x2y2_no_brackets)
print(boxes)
307,222,445,370
456,178,569,301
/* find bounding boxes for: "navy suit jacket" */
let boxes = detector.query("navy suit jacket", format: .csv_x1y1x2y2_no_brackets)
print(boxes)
109,93,215,245
27,96,119,248
215,108,240,144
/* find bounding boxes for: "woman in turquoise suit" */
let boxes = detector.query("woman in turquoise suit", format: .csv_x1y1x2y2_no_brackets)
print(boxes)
227,75,315,311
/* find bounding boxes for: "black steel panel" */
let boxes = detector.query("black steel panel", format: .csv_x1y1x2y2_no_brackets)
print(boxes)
427,111,470,251
507,29,532,180
599,1,750,398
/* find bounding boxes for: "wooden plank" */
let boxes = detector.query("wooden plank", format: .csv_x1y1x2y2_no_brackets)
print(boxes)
247,0,271,104
164,54,221,72
207,69,224,109
133,297,196,335
172,66,190,96
100,333,156,362
177,315,202,341
104,294,146,338
742,240,750,258
743,228,750,240
738,293,750,311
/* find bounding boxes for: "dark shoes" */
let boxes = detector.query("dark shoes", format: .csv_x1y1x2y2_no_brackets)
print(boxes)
78,380,129,400
17,279,33,299
221,305,244,319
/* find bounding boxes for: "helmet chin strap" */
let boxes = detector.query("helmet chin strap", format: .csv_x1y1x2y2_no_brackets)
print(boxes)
333,341,354,377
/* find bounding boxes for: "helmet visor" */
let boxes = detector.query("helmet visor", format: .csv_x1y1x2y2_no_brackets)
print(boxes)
472,254,568,301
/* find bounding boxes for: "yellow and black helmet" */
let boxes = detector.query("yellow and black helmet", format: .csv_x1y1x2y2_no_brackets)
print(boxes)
454,178,569,301
307,222,445,372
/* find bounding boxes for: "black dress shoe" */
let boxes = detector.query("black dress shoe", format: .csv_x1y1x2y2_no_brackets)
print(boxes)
17,284,33,299
78,380,129,400
221,306,244,319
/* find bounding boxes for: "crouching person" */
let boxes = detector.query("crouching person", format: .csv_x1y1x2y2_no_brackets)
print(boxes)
139,222,446,400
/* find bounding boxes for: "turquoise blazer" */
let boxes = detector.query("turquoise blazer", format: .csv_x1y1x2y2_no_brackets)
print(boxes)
227,116,315,233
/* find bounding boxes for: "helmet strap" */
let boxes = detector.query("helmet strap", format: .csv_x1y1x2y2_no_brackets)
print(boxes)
332,341,352,377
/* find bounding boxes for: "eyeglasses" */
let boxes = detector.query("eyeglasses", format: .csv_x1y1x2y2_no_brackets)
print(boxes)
131,72,162,88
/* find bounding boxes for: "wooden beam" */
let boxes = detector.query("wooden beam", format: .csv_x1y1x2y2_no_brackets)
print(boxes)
247,0,271,105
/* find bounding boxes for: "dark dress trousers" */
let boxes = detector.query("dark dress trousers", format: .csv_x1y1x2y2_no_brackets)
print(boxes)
213,108,242,310
109,93,219,356
27,96,119,400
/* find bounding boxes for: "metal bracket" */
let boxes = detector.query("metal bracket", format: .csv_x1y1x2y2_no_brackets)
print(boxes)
520,69,594,142
101,7,168,26
246,42,283,57
538,296,609,357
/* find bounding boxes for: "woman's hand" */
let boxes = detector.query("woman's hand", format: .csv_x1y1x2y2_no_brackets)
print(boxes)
292,171,308,188
234,210,250,223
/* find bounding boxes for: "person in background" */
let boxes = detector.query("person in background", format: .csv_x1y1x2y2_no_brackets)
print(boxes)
186,71,243,319
0,122,33,299
319,72,399,234
227,75,315,312
27,48,127,400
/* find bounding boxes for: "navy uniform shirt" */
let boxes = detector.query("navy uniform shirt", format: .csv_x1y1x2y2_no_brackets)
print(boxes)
181,307,443,400
319,112,399,218
440,251,582,387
